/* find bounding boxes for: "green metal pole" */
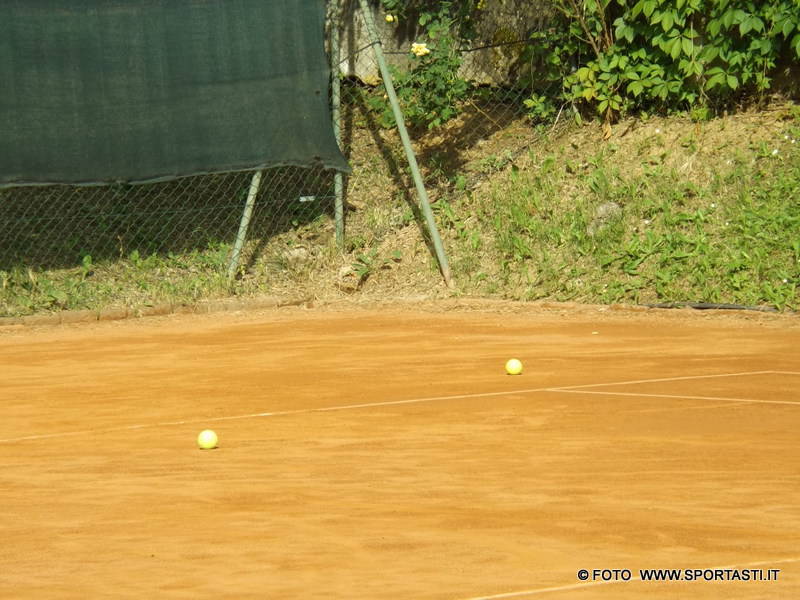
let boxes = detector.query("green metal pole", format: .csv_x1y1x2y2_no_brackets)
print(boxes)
357,0,454,288
227,169,263,280
330,0,345,248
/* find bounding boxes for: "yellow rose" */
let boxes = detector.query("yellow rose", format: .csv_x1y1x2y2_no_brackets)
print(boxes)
411,42,431,57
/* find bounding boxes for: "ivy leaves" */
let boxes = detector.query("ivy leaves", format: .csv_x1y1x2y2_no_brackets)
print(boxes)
377,1,800,127
554,0,800,121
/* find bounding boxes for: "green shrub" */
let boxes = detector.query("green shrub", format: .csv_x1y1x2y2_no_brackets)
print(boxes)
524,0,800,122
377,1,800,126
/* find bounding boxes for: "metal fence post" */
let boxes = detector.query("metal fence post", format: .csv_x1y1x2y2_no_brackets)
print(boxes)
356,0,454,289
330,0,345,249
226,169,263,280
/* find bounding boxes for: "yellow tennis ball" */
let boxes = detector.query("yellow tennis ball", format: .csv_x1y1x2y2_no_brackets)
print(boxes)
505,358,523,375
197,429,218,450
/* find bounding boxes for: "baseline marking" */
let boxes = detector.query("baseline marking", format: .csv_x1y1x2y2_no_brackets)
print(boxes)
460,557,800,600
550,389,800,407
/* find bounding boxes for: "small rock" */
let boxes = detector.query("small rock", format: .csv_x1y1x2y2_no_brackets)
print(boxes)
587,201,622,236
282,247,310,266
336,265,361,293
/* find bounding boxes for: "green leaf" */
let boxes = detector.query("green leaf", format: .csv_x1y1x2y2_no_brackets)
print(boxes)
705,71,726,90
739,15,763,36
667,37,681,59
622,25,635,43
681,36,693,56
651,9,662,25
700,46,719,62
739,18,752,35
54,289,70,304
726,74,739,89
721,9,735,29
643,0,657,18
750,38,773,56
627,80,644,96
662,11,674,31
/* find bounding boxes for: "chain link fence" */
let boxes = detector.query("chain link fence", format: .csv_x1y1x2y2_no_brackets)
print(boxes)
0,169,336,271
1,1,546,316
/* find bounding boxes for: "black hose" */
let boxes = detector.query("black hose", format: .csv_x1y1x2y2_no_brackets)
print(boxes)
643,302,780,313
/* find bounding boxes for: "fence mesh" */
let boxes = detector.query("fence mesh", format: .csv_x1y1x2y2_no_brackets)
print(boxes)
0,1,544,317
0,169,336,271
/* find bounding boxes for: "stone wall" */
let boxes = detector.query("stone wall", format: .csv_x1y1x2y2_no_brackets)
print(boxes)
330,0,556,87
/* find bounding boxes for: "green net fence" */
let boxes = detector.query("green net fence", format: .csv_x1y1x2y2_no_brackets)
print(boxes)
0,1,545,317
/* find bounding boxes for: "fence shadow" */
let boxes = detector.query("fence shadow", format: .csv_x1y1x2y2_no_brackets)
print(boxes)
339,81,434,254
0,168,336,272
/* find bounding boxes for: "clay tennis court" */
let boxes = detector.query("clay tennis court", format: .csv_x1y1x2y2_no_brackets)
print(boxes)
1,301,798,598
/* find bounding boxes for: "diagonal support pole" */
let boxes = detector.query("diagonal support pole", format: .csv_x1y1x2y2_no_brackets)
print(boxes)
356,0,454,288
226,169,263,280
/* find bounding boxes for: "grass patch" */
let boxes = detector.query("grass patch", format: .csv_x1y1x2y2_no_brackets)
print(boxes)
455,118,800,310
0,243,234,316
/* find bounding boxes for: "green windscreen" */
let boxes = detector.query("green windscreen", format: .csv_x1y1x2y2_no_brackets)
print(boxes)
0,0,349,187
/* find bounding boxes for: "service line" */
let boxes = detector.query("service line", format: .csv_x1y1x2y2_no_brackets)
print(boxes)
0,385,553,443
549,389,800,407
1,369,790,444
549,369,779,391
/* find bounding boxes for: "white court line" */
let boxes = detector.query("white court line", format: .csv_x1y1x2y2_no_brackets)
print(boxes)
550,389,800,407
3,370,795,444
0,385,554,444
460,557,800,600
550,370,778,391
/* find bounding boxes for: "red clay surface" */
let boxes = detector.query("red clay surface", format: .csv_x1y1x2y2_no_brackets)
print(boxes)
1,301,799,599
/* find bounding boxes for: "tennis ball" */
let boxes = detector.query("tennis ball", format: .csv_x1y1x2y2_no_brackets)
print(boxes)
197,429,218,450
505,358,523,375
